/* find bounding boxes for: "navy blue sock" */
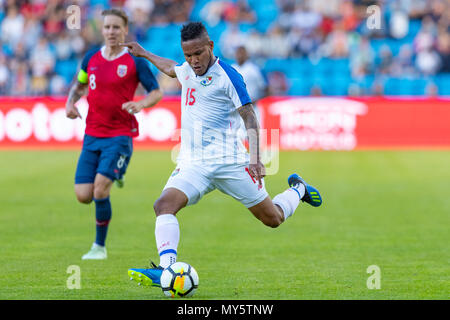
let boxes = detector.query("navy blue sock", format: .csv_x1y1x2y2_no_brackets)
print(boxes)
94,197,112,247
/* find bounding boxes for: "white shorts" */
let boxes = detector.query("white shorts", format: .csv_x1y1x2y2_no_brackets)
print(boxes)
163,162,269,208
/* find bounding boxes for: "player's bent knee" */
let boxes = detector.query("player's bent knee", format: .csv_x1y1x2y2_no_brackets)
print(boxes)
93,175,113,199
153,189,188,216
262,215,282,228
75,191,93,204
75,184,93,204
153,197,176,216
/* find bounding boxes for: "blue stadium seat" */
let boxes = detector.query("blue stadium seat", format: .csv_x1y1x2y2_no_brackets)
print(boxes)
383,78,429,96
55,59,77,84
405,19,422,41
433,73,450,96
287,77,311,96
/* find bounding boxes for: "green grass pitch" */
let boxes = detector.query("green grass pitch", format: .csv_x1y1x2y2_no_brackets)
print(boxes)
0,150,448,299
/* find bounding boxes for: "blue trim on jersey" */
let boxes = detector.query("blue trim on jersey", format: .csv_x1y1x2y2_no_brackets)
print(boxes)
132,56,159,92
218,59,252,106
80,47,100,72
159,249,177,256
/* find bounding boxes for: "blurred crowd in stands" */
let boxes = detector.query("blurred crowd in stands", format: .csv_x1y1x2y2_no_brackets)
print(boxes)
0,0,448,97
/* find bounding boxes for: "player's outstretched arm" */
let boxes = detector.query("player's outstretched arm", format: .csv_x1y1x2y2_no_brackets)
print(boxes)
238,103,265,186
120,42,178,78
66,81,88,119
122,88,163,114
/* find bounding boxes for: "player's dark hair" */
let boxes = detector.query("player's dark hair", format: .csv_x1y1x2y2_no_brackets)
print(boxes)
102,8,128,27
180,22,209,42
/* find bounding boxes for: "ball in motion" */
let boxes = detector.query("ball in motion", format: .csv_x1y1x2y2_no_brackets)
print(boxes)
160,262,199,298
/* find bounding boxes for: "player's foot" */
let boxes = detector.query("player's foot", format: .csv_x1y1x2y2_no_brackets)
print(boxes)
115,176,125,188
81,243,107,260
288,173,322,207
128,261,163,287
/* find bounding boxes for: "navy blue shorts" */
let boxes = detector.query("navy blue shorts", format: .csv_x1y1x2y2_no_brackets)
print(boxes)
75,134,133,184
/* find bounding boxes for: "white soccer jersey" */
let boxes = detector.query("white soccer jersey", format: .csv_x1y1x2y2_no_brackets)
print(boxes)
174,58,252,164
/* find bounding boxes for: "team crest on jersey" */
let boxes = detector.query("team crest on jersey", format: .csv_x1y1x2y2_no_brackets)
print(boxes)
117,64,127,77
171,168,180,177
200,76,213,86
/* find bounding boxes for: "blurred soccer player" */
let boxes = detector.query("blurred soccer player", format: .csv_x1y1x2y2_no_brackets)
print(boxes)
65,8,162,260
232,45,268,141
121,22,322,286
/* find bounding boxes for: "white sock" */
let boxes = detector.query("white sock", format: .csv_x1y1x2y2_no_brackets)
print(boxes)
272,184,305,220
155,214,179,268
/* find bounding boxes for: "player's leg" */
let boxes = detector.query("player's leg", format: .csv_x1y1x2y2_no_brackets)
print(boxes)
153,187,188,268
129,165,213,287
247,196,284,228
252,173,323,225
214,164,322,227
82,136,133,260
74,145,99,204
80,173,113,260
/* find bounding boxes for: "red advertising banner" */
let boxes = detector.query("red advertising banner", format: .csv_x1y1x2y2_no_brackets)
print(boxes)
0,96,449,150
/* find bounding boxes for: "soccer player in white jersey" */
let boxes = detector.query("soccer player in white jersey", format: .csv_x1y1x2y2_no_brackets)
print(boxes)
121,22,322,287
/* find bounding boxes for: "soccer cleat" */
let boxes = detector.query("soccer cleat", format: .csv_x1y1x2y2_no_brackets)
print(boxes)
288,173,322,207
81,243,107,260
128,261,164,287
115,176,125,188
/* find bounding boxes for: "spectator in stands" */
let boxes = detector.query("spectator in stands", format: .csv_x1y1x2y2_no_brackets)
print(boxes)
223,0,256,24
436,23,450,72
22,15,42,52
124,0,154,17
219,23,247,59
263,24,291,58
0,54,9,95
416,46,442,75
266,70,289,96
9,59,29,96
323,19,350,58
245,29,265,59
291,1,322,34
425,81,439,97
376,45,394,75
29,37,55,95
128,7,151,42
288,25,321,57
389,1,410,39
390,44,417,77
0,5,24,50
349,35,375,78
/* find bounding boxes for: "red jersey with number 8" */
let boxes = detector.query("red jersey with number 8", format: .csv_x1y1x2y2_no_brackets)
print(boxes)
77,47,159,138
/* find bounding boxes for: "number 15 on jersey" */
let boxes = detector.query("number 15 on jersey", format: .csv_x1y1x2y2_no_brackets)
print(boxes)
185,88,196,106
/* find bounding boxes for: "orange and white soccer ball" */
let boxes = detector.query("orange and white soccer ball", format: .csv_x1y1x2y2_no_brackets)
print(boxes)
160,262,199,298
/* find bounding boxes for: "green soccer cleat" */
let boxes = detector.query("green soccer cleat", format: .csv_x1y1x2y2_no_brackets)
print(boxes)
81,243,107,260
128,261,164,287
115,176,125,188
288,173,323,207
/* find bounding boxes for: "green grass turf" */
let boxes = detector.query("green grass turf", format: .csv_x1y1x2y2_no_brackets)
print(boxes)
0,150,448,300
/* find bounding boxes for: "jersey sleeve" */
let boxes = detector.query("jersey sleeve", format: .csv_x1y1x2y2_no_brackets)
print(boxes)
77,48,98,84
174,62,188,83
219,60,252,109
133,56,160,92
